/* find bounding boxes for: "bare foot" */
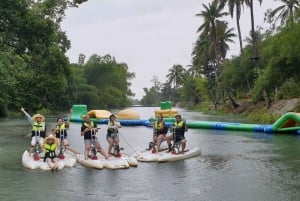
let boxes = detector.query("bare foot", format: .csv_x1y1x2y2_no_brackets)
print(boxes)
50,164,55,169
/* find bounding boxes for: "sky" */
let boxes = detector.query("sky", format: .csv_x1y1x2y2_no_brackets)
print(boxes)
61,0,281,100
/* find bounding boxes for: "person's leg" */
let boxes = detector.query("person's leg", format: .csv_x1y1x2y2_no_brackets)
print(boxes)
63,139,79,154
107,137,113,156
53,158,58,169
153,134,157,144
166,135,172,152
29,137,35,155
181,139,186,153
46,158,54,169
39,137,44,155
96,140,109,160
156,134,165,151
63,138,69,146
66,145,80,154
84,140,91,160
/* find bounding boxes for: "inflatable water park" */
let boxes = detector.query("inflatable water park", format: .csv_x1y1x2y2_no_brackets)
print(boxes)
70,103,300,134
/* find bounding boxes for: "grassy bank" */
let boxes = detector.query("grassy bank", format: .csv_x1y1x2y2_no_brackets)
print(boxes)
185,100,288,124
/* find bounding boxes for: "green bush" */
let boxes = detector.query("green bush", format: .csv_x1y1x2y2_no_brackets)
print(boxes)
274,78,300,100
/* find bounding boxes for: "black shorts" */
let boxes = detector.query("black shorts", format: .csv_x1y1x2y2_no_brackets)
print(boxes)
174,135,185,143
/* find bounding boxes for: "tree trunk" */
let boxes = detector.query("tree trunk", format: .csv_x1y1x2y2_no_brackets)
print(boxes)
225,88,239,108
249,0,270,106
236,6,243,55
208,89,218,110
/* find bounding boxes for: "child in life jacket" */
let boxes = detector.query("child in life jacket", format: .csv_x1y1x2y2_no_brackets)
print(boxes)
44,134,59,170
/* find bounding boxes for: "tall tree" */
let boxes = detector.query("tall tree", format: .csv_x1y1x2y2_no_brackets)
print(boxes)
269,0,300,25
83,54,135,108
166,64,186,88
220,0,245,54
243,0,272,106
195,0,229,88
196,1,228,64
245,0,262,73
217,21,236,60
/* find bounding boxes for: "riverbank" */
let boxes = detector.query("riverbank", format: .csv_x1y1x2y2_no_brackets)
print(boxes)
186,98,300,124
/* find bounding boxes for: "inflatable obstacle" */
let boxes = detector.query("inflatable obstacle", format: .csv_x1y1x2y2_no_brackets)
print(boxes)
154,101,178,118
88,110,111,119
70,104,88,122
70,105,300,133
117,109,140,120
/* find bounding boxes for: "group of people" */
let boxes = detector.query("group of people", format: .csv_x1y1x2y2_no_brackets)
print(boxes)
21,107,77,170
150,113,188,154
21,108,123,168
21,107,188,169
80,113,122,160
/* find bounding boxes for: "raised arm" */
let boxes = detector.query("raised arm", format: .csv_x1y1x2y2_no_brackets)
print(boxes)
20,107,34,126
65,108,72,128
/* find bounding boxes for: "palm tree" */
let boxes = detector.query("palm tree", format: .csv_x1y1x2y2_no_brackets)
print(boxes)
191,36,211,76
217,21,236,60
245,0,272,106
196,1,228,63
244,0,262,70
219,0,245,54
166,64,186,88
269,0,300,25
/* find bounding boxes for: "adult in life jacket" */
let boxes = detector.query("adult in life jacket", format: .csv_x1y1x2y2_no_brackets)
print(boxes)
150,113,168,152
52,113,79,154
44,134,59,170
106,114,122,156
80,115,109,160
21,107,46,155
166,114,188,154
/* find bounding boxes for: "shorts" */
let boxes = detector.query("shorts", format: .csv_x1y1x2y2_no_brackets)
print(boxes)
106,132,118,140
31,136,44,146
174,135,185,143
84,139,101,147
44,152,57,162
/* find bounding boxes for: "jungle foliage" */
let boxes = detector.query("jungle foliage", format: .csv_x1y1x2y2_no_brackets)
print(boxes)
2,0,300,116
142,0,300,110
0,0,134,116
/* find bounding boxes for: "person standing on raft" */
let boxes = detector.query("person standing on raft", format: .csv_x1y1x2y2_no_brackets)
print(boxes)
106,114,122,157
21,107,46,156
80,115,109,160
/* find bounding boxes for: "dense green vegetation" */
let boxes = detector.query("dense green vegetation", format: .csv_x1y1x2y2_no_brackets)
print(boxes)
142,0,300,112
0,0,134,116
1,0,300,117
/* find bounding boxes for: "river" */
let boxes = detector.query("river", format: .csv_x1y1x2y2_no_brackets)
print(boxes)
0,107,300,201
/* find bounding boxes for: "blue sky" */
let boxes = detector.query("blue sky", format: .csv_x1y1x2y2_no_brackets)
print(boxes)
61,0,280,99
